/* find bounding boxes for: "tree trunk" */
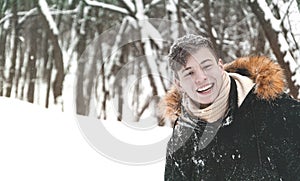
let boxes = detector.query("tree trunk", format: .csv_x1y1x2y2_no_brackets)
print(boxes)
248,0,299,98
0,0,8,96
154,57,168,92
117,82,123,121
42,31,49,77
176,0,184,36
85,49,97,115
94,12,107,119
133,55,141,114
20,61,28,100
51,36,64,103
98,56,109,120
76,2,87,115
138,40,159,122
15,39,25,97
254,27,266,55
76,60,86,115
116,45,129,121
6,0,18,97
82,8,97,115
55,0,64,28
45,60,53,108
43,31,52,108
100,62,108,120
0,29,7,96
27,25,38,103
38,0,65,103
203,0,219,56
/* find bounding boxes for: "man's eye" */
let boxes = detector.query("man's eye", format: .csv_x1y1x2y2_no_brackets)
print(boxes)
203,65,212,69
185,71,193,77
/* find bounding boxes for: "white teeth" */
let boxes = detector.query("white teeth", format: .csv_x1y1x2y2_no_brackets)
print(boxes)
196,84,213,92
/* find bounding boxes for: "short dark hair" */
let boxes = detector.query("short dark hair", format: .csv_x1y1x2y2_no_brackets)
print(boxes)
168,34,218,75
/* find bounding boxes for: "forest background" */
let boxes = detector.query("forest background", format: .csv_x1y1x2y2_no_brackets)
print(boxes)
1,0,300,125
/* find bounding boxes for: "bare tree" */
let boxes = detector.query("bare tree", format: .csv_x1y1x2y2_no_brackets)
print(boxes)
6,0,18,97
27,21,38,103
0,29,7,96
203,0,218,56
249,0,300,98
75,2,88,115
43,31,52,108
0,0,8,96
14,37,25,97
38,0,64,103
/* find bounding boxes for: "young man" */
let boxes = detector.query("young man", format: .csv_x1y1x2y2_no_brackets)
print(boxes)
160,34,300,180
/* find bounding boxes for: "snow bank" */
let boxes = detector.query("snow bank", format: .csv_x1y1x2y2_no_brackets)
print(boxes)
0,97,170,181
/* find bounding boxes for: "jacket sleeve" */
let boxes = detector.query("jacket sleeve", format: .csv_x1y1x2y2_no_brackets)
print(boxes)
164,124,191,181
282,98,300,179
164,137,175,181
269,96,300,180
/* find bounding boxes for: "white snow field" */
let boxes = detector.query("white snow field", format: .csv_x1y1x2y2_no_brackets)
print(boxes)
0,97,172,181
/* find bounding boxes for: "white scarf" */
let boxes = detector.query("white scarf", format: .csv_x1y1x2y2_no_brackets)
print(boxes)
182,72,254,123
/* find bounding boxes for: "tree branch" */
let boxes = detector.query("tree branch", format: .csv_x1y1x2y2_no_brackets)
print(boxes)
83,0,129,15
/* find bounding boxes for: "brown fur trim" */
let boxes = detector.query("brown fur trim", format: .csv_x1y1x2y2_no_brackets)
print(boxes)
158,85,182,126
224,56,285,100
159,56,286,124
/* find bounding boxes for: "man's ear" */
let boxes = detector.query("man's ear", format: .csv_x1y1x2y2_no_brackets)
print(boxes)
218,58,224,70
174,78,183,92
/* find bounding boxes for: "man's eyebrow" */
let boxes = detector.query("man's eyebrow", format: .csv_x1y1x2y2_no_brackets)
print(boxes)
181,67,192,73
180,59,213,73
201,59,213,64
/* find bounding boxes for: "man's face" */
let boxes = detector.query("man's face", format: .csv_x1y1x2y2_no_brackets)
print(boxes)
175,48,224,107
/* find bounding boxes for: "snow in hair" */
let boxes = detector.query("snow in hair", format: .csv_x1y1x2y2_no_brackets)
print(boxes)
168,34,216,72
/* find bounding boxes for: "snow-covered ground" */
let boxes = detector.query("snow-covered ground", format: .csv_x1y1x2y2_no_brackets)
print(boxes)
0,97,172,181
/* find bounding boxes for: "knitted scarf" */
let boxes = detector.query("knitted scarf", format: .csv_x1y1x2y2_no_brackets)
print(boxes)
182,71,254,123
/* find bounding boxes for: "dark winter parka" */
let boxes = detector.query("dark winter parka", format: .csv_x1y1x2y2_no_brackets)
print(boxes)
160,56,300,180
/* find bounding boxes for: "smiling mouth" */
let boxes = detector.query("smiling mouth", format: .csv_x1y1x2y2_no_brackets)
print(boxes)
196,84,214,93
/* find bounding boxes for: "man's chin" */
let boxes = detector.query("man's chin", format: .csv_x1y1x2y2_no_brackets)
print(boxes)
190,98,213,109
199,103,212,109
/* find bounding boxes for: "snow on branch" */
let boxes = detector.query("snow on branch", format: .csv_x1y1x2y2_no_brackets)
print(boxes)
257,0,281,31
84,0,129,15
140,20,163,49
38,0,59,35
0,6,79,26
121,0,135,12
257,0,300,98
144,0,162,12
18,8,38,24
181,8,206,33
0,13,12,25
135,0,145,19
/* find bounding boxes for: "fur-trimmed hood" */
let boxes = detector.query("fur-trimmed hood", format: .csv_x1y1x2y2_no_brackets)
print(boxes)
158,56,286,125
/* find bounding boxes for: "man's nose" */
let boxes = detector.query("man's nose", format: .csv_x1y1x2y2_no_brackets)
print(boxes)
194,68,207,84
